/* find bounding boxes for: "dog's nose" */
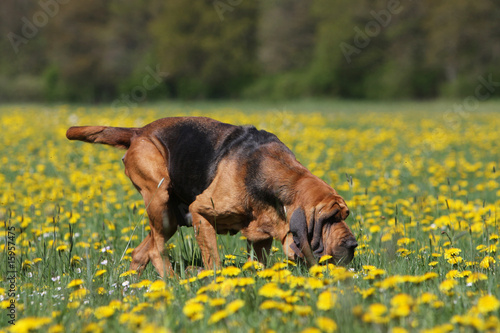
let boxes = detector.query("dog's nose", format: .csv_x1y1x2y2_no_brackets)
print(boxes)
345,237,358,249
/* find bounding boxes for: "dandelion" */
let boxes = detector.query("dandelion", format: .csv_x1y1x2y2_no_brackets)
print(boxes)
148,280,166,291
209,298,226,307
67,279,84,289
466,272,487,284
183,302,204,321
94,305,115,319
226,299,244,314
56,245,68,252
444,247,461,259
11,317,52,332
477,295,500,314
260,300,293,313
294,305,313,316
221,266,241,276
94,269,107,277
316,317,337,333
362,303,389,324
258,283,290,299
317,290,337,311
479,256,495,269
439,279,458,293
318,255,332,263
119,270,137,278
208,309,229,324
242,261,263,271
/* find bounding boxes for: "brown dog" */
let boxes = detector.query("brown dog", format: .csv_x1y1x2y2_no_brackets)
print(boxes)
67,117,357,277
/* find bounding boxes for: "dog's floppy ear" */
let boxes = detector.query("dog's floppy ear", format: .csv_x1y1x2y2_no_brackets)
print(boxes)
289,208,317,266
310,210,335,257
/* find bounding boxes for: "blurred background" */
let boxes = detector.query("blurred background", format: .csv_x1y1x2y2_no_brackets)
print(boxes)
1,0,499,103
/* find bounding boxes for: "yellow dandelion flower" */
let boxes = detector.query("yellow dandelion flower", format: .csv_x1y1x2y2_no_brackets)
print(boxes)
445,270,461,279
221,266,241,276
242,261,263,271
235,277,255,287
391,294,414,307
451,314,484,330
130,280,152,289
466,272,487,284
209,298,226,307
208,309,229,324
479,256,495,269
316,317,337,333
183,302,204,321
94,305,115,319
48,324,64,333
94,269,106,277
197,270,216,279
420,324,454,333
362,303,389,324
318,255,332,263
477,295,500,314
390,304,411,318
260,300,293,313
56,245,68,252
439,279,458,292
444,247,461,258
294,305,312,316
11,317,52,332
149,280,166,291
226,299,244,314
417,292,438,304
317,290,337,311
368,303,387,316
69,288,88,301
119,270,137,278
258,283,290,299
309,265,325,277
271,262,288,271
358,288,376,299
67,301,80,309
67,279,84,288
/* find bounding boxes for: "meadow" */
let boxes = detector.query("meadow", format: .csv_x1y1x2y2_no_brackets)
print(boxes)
0,101,499,333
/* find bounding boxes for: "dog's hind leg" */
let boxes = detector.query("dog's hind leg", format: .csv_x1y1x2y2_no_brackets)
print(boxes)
190,211,221,271
124,140,177,277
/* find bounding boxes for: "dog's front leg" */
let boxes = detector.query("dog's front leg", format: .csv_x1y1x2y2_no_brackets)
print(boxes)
191,212,221,271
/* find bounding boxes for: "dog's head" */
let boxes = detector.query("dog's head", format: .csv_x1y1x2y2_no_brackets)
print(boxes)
284,178,357,266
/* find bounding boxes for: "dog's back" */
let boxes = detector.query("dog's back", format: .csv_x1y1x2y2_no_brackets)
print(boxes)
145,117,293,205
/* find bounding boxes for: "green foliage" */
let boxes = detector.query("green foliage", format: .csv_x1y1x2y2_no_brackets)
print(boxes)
1,1,500,101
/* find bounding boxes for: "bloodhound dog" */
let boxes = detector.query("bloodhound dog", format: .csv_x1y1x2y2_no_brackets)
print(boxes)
67,117,357,277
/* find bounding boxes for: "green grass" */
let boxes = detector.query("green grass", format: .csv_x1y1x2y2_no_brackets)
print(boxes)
1,100,499,333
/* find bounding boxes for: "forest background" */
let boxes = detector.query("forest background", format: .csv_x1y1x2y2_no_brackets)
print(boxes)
1,0,499,103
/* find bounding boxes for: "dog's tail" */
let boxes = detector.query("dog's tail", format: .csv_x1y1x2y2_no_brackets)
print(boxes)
66,126,139,149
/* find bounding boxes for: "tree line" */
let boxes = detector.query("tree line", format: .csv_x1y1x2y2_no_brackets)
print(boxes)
1,0,499,102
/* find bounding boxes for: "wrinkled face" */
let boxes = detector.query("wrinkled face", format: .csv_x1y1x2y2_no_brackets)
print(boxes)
322,217,358,265
316,196,357,265
287,190,358,266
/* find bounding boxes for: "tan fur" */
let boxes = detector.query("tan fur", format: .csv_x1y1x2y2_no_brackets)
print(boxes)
67,117,357,277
